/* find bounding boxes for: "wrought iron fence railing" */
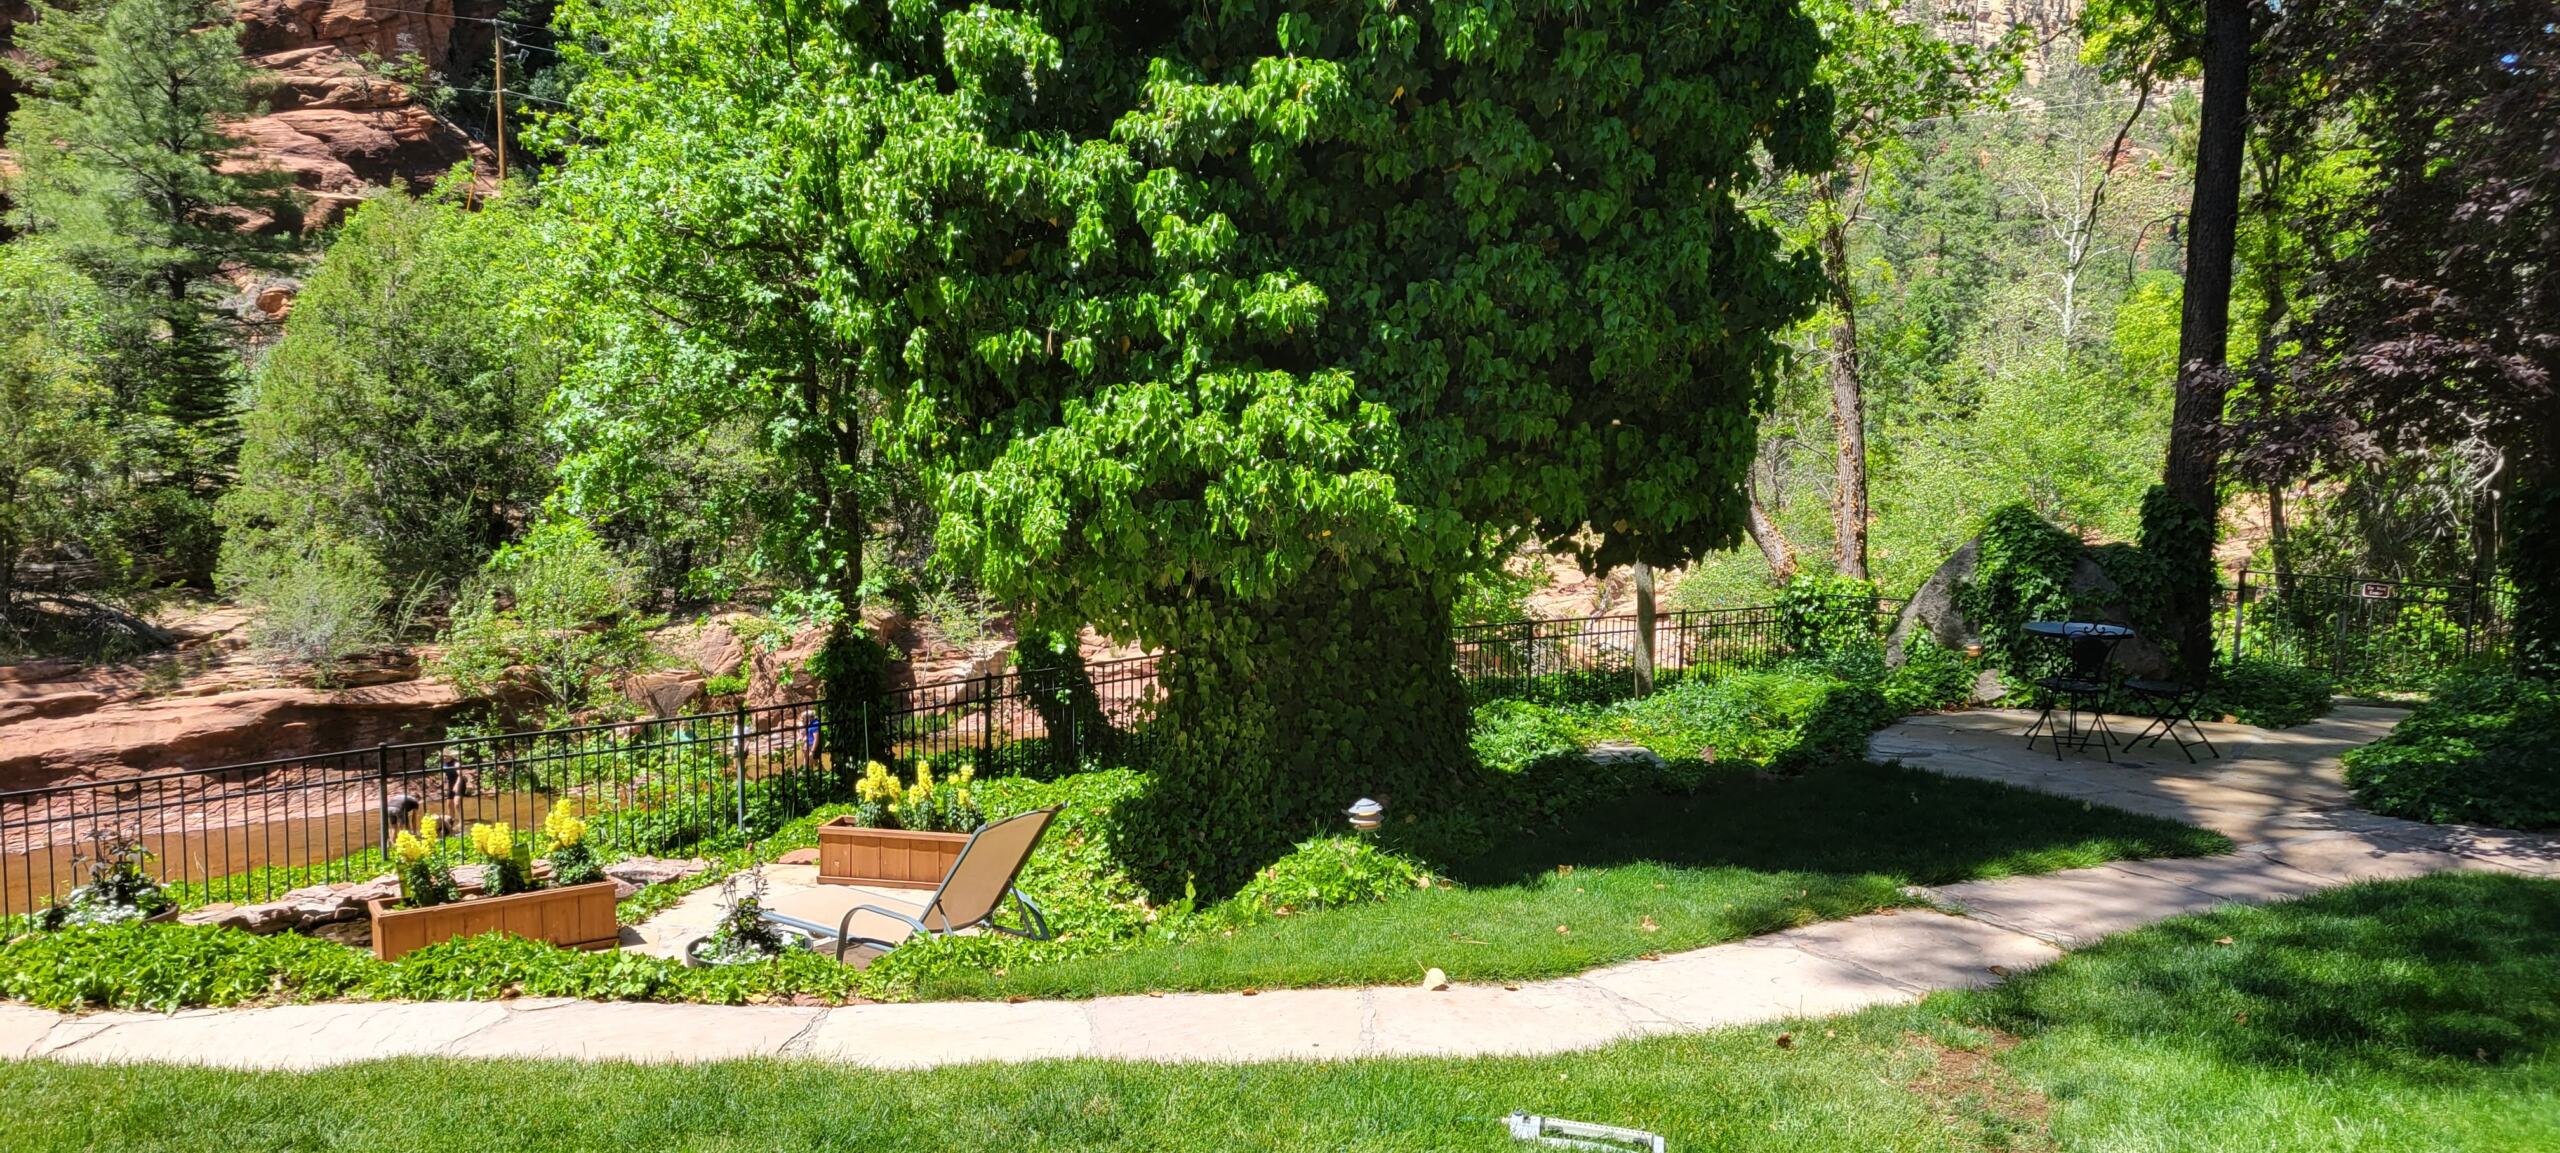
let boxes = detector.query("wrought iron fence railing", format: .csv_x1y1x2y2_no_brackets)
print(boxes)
2224,570,2513,693
2,600,1895,916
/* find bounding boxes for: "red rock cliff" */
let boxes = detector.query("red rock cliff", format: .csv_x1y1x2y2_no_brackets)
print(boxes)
1,0,498,229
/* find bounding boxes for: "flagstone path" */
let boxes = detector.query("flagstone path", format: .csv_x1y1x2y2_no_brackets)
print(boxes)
4,705,2552,1070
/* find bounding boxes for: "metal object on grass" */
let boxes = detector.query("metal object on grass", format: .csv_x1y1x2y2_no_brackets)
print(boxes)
1501,1113,1665,1152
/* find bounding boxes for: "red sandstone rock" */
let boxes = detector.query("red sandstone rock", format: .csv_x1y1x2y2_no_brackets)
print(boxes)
0,681,466,790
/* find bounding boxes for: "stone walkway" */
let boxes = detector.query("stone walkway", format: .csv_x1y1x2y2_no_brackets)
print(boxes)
4,705,2553,1070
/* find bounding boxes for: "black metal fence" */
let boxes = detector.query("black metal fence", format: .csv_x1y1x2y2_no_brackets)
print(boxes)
1454,602,1881,704
3,601,1896,917
2225,570,2513,693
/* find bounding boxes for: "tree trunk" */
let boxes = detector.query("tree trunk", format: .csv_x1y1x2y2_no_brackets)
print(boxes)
1632,562,1656,696
1746,495,1801,584
1819,212,1870,582
2154,0,2253,682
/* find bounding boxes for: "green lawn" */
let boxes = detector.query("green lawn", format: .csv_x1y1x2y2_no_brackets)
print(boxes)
6,873,2551,1152
914,759,2227,999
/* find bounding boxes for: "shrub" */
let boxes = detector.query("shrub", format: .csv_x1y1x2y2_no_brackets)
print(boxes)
2200,658,2335,729
1222,836,1432,922
1469,699,1588,774
40,832,172,929
1778,574,1881,656
429,520,659,723
2344,671,2559,830
223,537,390,673
1606,669,1893,770
1882,636,1977,713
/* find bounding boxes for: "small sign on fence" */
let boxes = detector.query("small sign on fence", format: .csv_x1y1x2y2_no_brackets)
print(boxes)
2357,582,2396,600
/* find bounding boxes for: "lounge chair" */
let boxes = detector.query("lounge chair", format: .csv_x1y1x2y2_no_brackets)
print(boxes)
759,807,1059,962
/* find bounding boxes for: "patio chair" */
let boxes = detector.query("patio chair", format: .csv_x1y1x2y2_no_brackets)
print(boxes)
2121,678,2219,763
759,807,1059,962
2020,627,2125,762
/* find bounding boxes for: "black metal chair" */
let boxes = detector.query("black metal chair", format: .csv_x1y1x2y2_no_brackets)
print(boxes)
2121,678,2219,762
2021,627,2124,761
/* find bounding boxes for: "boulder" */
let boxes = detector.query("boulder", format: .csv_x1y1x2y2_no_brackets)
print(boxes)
1886,535,2170,680
177,875,400,935
659,619,748,680
774,848,820,866
624,669,706,720
746,627,830,713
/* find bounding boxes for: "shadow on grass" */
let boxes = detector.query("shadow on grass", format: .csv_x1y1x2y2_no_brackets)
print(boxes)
1964,871,2560,1073
1446,758,2231,889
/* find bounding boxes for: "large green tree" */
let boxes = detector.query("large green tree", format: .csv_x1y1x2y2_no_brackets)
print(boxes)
221,186,560,611
551,0,1831,888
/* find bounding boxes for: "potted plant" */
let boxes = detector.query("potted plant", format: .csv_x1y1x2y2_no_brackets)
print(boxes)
815,759,984,888
682,870,810,967
367,811,620,961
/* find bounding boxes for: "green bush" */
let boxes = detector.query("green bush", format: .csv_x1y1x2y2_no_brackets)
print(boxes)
1223,836,1431,921
1777,574,1881,656
1604,668,1895,770
2200,658,2335,729
2344,671,2559,830
1469,699,1589,773
1882,636,1978,713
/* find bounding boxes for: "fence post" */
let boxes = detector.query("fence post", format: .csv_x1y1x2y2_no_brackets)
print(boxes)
1632,563,1656,697
376,742,392,858
733,705,749,835
981,671,998,767
2229,570,2248,665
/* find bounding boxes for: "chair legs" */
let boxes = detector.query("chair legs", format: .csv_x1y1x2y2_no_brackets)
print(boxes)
2126,688,2218,763
2023,692,2116,761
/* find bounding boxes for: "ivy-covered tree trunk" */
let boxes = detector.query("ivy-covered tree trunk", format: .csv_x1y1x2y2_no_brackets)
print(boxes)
1118,575,1471,897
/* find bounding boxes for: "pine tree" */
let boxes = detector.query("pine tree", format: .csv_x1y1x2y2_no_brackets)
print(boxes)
2,0,293,439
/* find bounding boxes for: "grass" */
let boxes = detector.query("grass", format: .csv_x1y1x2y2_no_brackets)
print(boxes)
3,873,2550,1152
915,758,2228,999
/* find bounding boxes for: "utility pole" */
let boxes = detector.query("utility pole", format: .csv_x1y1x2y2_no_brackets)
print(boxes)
493,34,507,186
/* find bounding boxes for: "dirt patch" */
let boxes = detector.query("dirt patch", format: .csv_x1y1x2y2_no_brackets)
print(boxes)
1903,1029,2056,1152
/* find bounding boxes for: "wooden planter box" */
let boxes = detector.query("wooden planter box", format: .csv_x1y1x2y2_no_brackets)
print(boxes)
367,881,621,961
816,819,968,889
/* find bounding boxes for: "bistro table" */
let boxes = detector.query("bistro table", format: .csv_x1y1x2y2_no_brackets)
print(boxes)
2018,621,2134,760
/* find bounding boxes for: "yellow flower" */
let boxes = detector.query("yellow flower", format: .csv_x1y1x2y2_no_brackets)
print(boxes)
543,807,586,849
906,780,932,805
858,760,899,804
956,762,975,784
393,831,430,863
955,787,971,808
914,760,934,790
469,822,514,861
419,815,441,842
